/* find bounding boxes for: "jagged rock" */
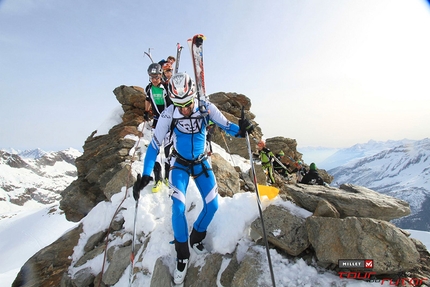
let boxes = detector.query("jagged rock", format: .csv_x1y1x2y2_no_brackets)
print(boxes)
306,216,420,273
75,244,106,267
286,183,410,221
251,205,309,256
102,245,133,285
12,224,83,287
60,85,146,222
149,257,172,287
230,247,261,287
408,237,430,283
84,230,107,252
185,253,223,286
266,136,301,162
209,92,252,116
208,92,263,159
59,272,74,287
211,153,240,197
60,179,107,222
313,199,340,218
220,252,240,287
73,267,95,287
103,163,132,200
111,216,125,231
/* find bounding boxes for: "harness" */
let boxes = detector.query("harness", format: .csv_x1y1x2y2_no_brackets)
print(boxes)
171,149,210,178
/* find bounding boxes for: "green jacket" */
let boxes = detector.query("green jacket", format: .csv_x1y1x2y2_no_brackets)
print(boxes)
259,147,274,167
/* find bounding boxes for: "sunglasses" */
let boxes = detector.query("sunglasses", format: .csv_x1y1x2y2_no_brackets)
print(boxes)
150,75,161,80
173,99,193,108
164,69,173,73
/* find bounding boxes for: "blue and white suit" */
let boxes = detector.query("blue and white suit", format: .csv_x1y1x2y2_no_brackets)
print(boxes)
142,100,242,243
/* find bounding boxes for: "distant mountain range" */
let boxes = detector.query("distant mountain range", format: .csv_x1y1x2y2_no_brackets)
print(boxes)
1,148,48,159
0,148,82,215
304,138,429,231
2,139,429,231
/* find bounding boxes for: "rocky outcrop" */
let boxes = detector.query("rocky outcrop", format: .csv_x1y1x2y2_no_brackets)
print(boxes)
60,85,146,222
210,153,241,197
286,183,410,221
306,216,420,273
12,224,83,287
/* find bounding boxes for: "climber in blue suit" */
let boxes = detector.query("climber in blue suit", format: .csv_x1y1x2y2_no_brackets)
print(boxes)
133,72,254,285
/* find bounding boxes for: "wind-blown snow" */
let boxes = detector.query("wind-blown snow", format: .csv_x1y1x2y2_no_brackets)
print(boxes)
95,106,124,136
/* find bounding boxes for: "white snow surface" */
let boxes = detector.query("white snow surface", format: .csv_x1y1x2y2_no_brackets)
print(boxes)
1,128,429,287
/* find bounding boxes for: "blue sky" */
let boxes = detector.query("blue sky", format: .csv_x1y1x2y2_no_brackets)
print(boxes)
1,0,430,151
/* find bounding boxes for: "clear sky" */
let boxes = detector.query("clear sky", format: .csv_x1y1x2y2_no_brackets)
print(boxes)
1,0,429,151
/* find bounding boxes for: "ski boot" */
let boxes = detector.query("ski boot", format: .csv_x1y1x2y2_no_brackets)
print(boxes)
152,162,163,193
190,228,208,254
152,180,162,193
173,240,190,285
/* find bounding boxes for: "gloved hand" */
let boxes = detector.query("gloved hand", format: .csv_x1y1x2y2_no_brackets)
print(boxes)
133,174,152,200
143,111,150,121
237,119,254,137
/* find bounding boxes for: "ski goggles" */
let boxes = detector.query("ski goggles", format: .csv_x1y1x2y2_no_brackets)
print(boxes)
173,99,193,108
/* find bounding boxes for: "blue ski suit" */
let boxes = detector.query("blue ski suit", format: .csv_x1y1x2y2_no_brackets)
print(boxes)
142,100,242,243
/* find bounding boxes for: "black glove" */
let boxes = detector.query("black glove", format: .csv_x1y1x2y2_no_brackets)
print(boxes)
143,111,149,121
237,119,254,137
132,174,152,200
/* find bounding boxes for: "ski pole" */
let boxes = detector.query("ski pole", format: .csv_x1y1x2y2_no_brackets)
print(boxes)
129,194,139,287
242,107,276,287
98,119,148,287
220,131,236,166
128,120,150,286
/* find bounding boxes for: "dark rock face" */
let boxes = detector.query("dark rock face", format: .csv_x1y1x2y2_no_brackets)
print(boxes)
12,224,83,287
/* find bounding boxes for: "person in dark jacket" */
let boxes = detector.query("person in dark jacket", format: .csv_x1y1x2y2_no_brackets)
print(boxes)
301,162,324,185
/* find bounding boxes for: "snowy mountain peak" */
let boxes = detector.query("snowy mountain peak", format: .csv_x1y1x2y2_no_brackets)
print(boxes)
0,148,82,213
19,148,47,159
329,138,430,231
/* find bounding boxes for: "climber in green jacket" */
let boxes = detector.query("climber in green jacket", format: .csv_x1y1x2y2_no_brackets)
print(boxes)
257,140,275,184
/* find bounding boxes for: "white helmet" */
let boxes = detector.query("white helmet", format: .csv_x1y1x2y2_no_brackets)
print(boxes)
168,73,196,104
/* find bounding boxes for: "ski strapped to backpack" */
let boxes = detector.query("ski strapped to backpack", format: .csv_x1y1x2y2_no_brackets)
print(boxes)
144,48,154,63
175,43,183,74
242,107,276,287
188,34,208,118
273,156,288,170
